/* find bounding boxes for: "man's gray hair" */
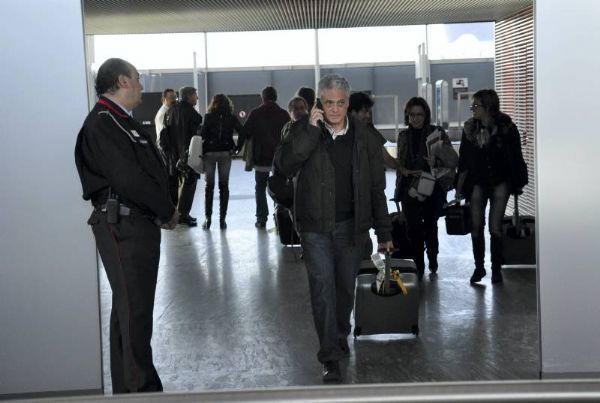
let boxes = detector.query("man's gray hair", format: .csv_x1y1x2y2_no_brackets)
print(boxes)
179,86,197,102
317,74,351,98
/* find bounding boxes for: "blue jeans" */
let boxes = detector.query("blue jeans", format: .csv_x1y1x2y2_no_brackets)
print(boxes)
470,182,510,269
300,219,367,363
255,170,270,223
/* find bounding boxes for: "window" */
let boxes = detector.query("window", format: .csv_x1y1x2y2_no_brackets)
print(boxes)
427,22,494,60
318,25,426,64
93,33,206,70
206,30,314,68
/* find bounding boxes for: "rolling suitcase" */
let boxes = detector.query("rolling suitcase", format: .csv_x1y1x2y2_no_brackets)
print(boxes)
390,200,413,259
274,204,300,245
502,195,536,265
444,171,471,235
354,253,420,337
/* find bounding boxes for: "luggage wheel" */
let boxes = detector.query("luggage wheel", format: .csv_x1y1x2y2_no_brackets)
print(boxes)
411,324,419,336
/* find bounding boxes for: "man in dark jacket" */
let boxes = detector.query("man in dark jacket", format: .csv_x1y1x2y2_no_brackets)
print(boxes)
75,58,178,393
239,86,290,228
274,75,393,383
161,86,203,226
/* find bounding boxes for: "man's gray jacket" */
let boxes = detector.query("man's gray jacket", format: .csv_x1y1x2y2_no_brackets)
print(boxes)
274,115,392,244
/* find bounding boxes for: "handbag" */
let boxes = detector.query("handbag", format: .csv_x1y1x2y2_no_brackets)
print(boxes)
443,199,471,235
416,172,435,196
242,137,254,172
407,171,435,201
186,135,203,174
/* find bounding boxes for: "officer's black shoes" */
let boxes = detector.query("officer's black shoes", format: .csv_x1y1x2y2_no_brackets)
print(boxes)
491,267,503,284
339,338,350,358
470,267,486,284
322,360,342,383
188,215,197,223
219,219,227,230
255,221,266,229
202,218,211,230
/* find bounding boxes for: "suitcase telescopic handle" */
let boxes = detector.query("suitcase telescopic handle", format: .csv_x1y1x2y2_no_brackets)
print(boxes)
512,194,523,236
384,251,391,294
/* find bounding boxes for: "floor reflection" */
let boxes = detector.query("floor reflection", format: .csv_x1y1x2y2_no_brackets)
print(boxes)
99,160,538,392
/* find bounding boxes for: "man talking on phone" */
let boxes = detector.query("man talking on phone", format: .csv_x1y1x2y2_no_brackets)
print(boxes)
274,74,392,383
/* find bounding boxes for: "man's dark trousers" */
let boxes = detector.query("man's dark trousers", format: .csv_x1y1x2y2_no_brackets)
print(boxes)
300,218,366,363
178,171,198,218
254,170,270,224
90,210,163,393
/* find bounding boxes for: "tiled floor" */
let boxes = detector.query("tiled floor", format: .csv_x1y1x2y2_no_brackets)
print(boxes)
99,159,538,393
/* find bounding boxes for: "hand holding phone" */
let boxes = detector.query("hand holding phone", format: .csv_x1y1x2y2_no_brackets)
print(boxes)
310,98,325,128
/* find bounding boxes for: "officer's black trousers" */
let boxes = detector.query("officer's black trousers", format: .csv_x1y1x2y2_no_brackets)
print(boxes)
89,210,163,394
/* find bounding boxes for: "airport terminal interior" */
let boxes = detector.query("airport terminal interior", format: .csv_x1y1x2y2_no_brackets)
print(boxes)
79,0,541,393
86,1,539,393
5,1,600,401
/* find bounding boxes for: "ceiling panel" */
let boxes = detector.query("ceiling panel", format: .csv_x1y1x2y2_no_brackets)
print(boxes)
84,0,532,35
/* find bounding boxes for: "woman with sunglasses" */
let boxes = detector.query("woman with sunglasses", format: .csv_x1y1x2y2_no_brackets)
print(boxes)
394,97,458,280
458,89,528,284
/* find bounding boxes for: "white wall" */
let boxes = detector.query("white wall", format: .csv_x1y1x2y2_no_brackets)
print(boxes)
0,0,102,396
536,0,600,376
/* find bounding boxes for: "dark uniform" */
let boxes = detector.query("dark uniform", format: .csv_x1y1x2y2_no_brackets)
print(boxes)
75,96,175,393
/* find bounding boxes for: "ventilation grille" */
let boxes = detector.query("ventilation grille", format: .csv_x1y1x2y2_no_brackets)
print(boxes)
83,0,532,35
495,5,535,216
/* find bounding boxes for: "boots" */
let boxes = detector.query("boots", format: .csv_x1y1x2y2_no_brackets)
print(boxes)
427,253,438,274
491,266,503,284
203,186,214,230
219,181,229,230
470,266,486,284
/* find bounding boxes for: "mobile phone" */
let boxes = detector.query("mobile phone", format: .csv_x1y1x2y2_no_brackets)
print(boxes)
314,98,328,128
315,98,323,111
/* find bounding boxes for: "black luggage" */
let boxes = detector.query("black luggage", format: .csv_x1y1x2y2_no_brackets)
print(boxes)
443,199,471,235
274,204,300,245
390,200,413,259
502,195,536,266
354,253,420,337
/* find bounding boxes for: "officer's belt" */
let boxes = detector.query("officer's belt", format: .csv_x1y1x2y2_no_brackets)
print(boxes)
95,203,131,216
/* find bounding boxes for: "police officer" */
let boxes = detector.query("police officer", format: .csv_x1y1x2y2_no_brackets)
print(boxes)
75,58,178,393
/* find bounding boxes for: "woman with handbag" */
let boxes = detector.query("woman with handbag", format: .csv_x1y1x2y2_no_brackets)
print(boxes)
457,89,528,284
199,94,243,230
395,97,458,280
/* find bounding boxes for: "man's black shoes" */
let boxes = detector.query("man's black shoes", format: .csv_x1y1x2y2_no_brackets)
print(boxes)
179,216,198,227
322,360,341,383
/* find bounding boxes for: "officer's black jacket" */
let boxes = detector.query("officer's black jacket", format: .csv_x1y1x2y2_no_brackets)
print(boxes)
75,96,175,222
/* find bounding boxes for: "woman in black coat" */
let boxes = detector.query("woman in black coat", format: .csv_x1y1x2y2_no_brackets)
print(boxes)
199,94,243,229
395,97,458,280
458,89,528,284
